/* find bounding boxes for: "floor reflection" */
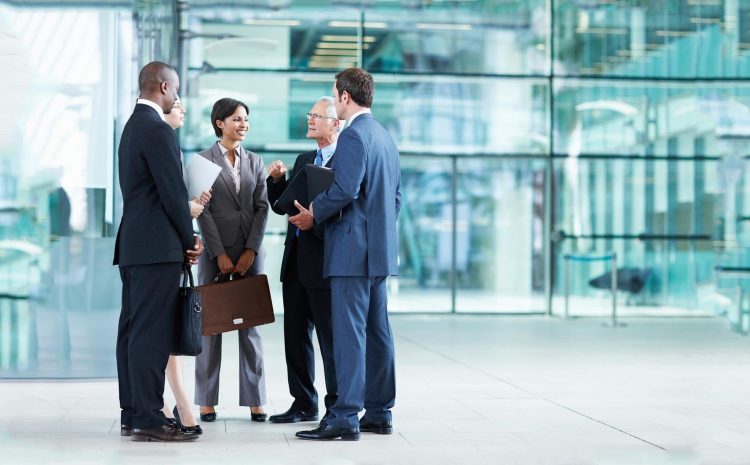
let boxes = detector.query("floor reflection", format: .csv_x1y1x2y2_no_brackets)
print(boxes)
0,237,119,378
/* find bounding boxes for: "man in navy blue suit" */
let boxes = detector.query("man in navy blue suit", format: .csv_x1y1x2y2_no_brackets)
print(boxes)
114,61,203,442
291,68,401,441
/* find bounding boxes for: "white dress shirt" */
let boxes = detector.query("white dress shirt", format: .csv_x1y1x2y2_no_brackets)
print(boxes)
136,98,166,122
219,143,241,195
347,108,371,126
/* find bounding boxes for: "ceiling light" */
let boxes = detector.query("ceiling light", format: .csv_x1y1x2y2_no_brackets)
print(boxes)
321,35,377,43
689,17,721,24
415,23,472,31
655,30,693,37
313,49,358,56
328,21,387,29
317,42,359,49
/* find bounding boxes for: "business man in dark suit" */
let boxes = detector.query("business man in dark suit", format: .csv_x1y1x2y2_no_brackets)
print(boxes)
266,97,340,425
114,61,203,442
291,68,401,441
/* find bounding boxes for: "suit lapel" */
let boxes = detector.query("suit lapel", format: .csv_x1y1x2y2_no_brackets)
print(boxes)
238,146,252,203
211,143,241,207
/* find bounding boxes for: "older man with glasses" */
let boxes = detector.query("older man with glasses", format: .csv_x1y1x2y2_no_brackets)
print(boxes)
266,96,341,426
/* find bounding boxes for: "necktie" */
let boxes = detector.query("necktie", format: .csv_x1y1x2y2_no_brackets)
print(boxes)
297,150,322,238
315,149,323,167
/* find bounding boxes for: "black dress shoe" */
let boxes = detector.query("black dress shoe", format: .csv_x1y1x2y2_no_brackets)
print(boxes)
296,424,360,441
131,424,199,442
166,417,178,428
173,406,203,435
251,412,268,422
269,407,319,424
359,418,393,435
200,412,217,422
120,424,132,437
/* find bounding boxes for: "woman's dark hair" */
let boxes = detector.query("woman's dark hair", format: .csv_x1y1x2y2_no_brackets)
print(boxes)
334,68,374,108
211,98,249,138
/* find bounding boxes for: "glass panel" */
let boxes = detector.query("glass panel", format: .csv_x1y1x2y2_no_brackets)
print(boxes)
552,157,722,314
390,156,452,313
553,80,750,157
455,158,547,313
365,0,549,75
0,3,156,378
555,0,750,79
183,72,550,156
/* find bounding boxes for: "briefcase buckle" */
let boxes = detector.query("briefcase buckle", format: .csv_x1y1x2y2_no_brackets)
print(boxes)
232,317,244,325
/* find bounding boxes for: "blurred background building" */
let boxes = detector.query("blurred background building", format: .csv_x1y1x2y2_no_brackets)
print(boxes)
1,0,750,378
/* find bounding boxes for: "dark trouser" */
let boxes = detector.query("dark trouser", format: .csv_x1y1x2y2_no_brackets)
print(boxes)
328,276,395,430
282,242,337,413
117,262,181,429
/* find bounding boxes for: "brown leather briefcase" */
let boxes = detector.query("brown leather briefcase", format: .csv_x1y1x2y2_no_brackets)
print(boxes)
196,274,275,336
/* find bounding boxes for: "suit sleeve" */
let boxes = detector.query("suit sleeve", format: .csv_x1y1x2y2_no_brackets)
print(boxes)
196,195,224,260
266,174,288,216
313,131,366,223
245,156,269,252
143,124,194,251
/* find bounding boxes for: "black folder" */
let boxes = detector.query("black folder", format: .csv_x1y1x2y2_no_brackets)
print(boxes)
274,164,334,216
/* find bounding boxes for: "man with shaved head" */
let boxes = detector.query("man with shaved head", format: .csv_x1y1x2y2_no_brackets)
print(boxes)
114,61,203,442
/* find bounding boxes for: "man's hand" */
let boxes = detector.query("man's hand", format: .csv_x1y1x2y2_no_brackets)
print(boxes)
268,160,287,181
217,254,234,274
185,236,204,265
234,249,256,274
289,201,314,230
189,200,204,218
198,189,212,205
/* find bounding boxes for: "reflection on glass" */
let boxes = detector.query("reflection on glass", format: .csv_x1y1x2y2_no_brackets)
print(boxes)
391,156,453,312
554,0,750,78
552,157,722,313
554,81,750,156
454,158,546,313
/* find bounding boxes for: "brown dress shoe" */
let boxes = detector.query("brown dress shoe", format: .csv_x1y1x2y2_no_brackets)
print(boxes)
120,425,132,437
131,424,199,442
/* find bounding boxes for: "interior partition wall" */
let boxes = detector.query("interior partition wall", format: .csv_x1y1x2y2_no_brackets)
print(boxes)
1,0,750,378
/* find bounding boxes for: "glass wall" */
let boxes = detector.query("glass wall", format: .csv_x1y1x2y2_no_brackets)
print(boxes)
0,0,175,377
3,0,750,377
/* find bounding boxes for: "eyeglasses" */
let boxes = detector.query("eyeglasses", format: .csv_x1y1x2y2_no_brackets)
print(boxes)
306,112,337,121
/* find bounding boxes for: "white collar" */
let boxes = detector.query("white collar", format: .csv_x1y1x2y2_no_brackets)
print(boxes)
218,143,241,156
347,108,371,125
136,98,166,122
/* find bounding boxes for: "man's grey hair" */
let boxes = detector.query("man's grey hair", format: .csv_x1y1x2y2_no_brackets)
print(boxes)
317,96,343,132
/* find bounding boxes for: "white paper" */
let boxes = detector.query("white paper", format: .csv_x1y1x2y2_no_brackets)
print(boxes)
185,155,222,200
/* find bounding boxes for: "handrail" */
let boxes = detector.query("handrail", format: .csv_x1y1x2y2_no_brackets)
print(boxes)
553,231,711,242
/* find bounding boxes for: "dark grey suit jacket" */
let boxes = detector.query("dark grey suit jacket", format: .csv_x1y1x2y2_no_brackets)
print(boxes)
196,142,269,263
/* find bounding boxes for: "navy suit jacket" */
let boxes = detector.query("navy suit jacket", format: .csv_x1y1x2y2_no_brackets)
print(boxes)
313,113,401,278
267,149,331,289
113,104,194,266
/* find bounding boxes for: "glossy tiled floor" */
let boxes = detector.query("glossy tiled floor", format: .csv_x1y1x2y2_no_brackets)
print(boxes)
1,315,749,465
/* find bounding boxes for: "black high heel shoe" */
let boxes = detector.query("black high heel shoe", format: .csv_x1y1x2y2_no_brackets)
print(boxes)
173,406,203,435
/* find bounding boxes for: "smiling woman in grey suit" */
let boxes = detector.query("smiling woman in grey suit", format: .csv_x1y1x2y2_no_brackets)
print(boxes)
194,98,270,423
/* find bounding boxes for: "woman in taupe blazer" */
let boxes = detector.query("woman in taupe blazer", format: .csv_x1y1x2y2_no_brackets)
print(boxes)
194,98,269,422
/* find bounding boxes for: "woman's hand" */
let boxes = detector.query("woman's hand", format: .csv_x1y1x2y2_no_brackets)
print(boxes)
217,254,234,274
189,200,204,218
234,249,256,275
198,189,212,205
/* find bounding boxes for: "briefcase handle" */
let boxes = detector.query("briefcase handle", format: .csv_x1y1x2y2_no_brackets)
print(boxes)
181,266,196,289
213,272,246,284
